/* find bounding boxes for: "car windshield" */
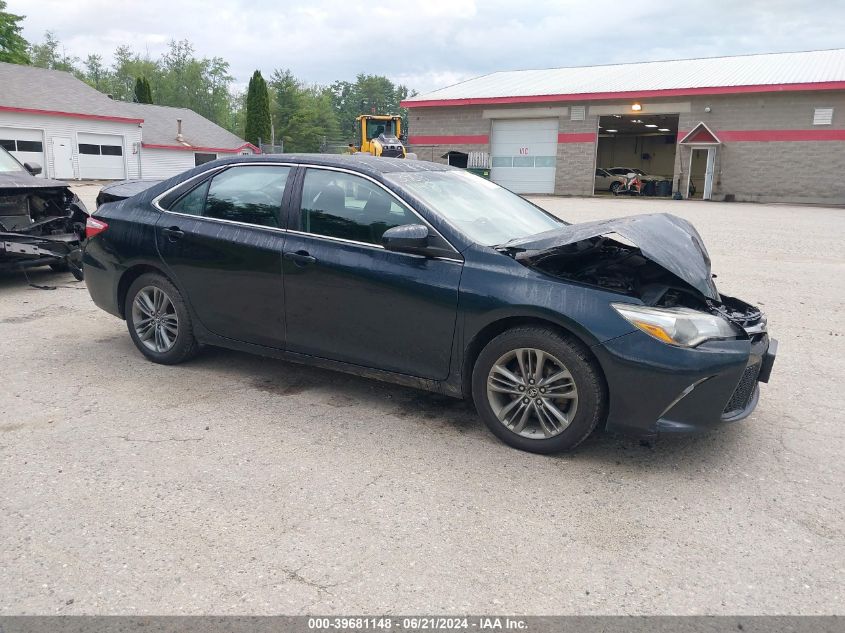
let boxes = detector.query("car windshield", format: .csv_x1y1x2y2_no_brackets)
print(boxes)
0,147,25,173
385,170,563,246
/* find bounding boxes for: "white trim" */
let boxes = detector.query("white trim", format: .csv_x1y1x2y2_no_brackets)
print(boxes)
684,146,717,200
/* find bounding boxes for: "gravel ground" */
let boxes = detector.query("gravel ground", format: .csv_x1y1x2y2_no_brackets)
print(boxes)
1,186,843,615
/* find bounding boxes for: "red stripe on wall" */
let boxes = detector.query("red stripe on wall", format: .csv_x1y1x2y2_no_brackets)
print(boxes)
677,129,845,142
0,105,144,124
407,134,489,144
719,129,845,142
401,81,845,108
557,132,596,143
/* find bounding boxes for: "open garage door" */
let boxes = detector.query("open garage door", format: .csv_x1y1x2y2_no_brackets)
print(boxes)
595,114,678,196
490,119,558,194
0,127,45,177
77,133,126,180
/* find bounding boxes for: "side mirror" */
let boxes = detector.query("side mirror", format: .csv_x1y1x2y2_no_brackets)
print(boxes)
24,162,42,176
381,224,431,255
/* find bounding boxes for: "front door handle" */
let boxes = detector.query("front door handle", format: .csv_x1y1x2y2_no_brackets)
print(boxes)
284,250,317,266
162,226,184,242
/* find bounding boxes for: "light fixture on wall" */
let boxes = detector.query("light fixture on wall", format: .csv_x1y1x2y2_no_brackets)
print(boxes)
605,129,618,133
631,103,642,111
704,106,712,113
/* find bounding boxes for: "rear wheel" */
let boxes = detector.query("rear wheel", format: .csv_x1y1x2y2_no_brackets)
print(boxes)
610,181,621,194
125,273,199,364
472,327,606,453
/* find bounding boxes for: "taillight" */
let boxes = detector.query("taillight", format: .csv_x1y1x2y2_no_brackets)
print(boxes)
85,216,109,239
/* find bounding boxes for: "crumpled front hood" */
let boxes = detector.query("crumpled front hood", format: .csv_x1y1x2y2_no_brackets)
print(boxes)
0,171,70,190
503,213,720,301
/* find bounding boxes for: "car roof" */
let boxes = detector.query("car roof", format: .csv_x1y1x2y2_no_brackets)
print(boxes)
215,154,456,178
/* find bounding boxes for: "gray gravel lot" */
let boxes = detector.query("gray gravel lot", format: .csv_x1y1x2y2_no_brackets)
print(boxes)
1,186,843,615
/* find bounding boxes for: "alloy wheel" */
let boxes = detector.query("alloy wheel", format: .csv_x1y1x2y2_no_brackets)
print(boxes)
486,347,579,439
132,285,179,353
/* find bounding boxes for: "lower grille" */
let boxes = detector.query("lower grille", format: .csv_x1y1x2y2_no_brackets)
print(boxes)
723,362,761,415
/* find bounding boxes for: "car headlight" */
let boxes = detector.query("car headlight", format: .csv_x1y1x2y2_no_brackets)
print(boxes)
611,303,741,347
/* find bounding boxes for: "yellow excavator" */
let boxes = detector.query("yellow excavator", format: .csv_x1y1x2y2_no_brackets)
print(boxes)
354,114,407,158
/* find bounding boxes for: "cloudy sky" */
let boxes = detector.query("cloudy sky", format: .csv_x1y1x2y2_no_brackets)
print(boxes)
8,0,845,95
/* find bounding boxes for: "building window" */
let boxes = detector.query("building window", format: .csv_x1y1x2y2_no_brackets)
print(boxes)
16,140,43,153
100,145,123,156
195,152,217,166
813,108,834,125
79,144,101,155
1,139,43,152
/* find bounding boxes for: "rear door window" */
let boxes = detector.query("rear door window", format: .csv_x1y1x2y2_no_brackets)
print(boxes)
168,165,291,227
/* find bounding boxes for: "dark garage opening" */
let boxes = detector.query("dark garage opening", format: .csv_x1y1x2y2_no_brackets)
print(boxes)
594,114,679,196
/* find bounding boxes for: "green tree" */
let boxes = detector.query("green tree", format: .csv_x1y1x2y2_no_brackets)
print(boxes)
330,74,414,142
29,31,78,73
156,40,234,128
108,45,158,101
0,0,29,64
134,76,153,103
244,70,271,146
82,54,110,90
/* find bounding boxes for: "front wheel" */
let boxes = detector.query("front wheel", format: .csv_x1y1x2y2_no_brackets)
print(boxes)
472,327,606,453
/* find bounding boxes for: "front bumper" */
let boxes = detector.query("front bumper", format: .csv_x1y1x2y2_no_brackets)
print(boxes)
592,330,776,439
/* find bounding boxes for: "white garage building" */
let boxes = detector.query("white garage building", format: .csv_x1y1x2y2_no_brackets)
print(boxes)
0,62,257,181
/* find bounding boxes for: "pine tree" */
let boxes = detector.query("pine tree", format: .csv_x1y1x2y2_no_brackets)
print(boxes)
134,76,152,103
244,70,271,147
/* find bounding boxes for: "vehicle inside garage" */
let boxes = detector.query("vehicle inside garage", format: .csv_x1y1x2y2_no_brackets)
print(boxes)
594,114,678,196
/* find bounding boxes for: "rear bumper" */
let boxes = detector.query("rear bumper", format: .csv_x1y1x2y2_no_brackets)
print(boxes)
81,237,123,318
593,330,776,439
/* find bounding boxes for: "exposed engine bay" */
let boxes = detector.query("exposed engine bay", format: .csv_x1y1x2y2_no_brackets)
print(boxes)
502,232,765,334
0,187,88,278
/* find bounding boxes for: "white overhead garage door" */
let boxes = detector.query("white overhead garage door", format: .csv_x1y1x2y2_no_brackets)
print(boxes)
490,119,558,194
0,127,46,177
77,133,126,180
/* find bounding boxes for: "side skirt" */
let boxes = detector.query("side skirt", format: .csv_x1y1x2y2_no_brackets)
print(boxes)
194,325,464,399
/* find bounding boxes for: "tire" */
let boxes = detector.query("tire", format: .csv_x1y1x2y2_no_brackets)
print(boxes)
609,181,621,194
49,261,70,272
125,272,199,365
471,326,606,454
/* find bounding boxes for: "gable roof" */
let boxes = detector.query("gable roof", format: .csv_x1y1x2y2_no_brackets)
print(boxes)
403,48,845,107
117,102,255,152
0,62,253,152
0,62,143,122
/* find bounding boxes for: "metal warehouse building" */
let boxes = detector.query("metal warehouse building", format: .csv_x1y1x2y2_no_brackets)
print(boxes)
0,63,256,181
402,49,845,204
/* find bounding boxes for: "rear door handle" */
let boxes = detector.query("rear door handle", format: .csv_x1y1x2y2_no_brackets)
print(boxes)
284,250,316,266
162,226,184,241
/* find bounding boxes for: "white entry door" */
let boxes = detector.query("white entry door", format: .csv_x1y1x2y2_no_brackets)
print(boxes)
490,119,558,194
51,137,74,179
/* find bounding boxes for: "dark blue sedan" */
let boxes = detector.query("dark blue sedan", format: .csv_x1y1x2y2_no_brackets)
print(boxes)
83,155,776,453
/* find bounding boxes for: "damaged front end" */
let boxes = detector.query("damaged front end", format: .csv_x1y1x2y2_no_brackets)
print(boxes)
499,213,765,335
0,186,88,279
500,213,777,436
